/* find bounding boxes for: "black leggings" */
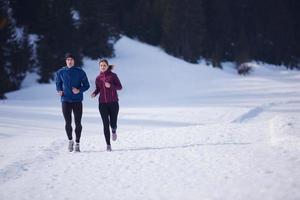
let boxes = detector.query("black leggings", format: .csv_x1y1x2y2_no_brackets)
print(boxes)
99,102,119,145
62,102,82,143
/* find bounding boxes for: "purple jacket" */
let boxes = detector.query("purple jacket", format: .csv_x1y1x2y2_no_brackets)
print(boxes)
93,70,122,103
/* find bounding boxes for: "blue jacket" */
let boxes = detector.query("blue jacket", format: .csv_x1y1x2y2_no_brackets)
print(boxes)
55,66,90,102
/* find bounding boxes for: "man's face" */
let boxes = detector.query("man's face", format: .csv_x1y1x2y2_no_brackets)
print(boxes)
66,57,75,67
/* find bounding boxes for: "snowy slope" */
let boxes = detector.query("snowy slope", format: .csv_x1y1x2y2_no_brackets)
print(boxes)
0,37,300,200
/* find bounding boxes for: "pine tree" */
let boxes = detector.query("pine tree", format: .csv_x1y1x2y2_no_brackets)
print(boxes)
75,0,119,59
119,0,165,46
162,0,206,63
0,1,10,99
36,0,82,83
203,0,234,67
287,1,300,69
0,0,32,98
231,0,253,65
268,0,294,67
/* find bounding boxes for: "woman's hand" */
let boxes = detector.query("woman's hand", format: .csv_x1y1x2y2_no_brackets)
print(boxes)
104,82,111,88
91,93,96,98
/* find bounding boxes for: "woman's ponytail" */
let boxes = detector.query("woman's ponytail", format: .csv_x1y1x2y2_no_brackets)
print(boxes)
108,65,114,70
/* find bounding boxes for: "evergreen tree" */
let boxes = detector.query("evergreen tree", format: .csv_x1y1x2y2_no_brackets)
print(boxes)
231,0,253,65
162,0,206,63
267,0,294,67
0,1,10,99
203,0,234,67
120,0,165,46
0,0,32,98
75,0,119,59
36,0,82,83
287,1,300,69
9,0,44,34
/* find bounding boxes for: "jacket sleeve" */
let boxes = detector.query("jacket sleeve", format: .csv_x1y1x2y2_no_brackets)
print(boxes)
55,71,63,91
93,78,100,95
111,74,122,90
79,71,90,93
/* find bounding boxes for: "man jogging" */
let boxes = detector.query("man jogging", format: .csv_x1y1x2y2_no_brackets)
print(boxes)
56,53,90,152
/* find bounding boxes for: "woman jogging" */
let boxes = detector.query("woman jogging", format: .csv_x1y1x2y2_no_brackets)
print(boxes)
91,59,122,151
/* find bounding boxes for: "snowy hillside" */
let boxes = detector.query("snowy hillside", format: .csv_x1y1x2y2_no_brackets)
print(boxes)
0,37,300,200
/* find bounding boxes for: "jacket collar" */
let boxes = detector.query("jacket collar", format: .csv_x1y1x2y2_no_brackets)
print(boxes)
100,69,111,75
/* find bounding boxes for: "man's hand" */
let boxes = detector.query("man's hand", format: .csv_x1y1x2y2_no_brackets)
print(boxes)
58,91,64,96
72,87,80,94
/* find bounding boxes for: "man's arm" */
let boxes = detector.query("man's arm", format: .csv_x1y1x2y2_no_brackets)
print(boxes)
79,71,90,93
55,71,63,91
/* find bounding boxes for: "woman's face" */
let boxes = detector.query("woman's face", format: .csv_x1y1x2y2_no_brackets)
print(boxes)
100,61,108,72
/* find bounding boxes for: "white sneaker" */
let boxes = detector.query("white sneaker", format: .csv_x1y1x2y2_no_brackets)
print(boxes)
75,143,80,152
112,128,117,141
68,140,74,152
112,133,117,141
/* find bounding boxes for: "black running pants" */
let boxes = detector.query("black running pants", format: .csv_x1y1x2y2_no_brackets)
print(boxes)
99,102,119,145
62,102,82,143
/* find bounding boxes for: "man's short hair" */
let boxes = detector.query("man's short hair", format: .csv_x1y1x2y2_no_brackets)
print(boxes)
65,53,75,60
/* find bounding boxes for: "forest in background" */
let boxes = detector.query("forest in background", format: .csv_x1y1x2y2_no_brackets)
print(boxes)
1,0,299,98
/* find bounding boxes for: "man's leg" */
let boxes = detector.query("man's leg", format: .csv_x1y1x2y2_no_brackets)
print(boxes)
62,102,73,140
73,102,82,144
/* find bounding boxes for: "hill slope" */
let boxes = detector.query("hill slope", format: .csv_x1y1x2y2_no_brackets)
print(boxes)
1,37,300,200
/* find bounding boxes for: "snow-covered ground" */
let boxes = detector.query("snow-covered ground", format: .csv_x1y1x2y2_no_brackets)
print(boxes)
0,37,300,200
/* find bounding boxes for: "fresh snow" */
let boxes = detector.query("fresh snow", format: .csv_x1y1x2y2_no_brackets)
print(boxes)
0,36,300,200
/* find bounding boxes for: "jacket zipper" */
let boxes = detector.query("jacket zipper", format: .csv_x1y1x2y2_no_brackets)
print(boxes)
111,86,114,100
68,69,72,101
103,73,107,103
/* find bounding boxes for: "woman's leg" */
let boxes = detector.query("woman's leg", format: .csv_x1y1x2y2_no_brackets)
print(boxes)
99,103,111,145
109,102,119,132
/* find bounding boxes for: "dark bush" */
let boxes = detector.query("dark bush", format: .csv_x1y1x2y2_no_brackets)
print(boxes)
237,63,253,75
